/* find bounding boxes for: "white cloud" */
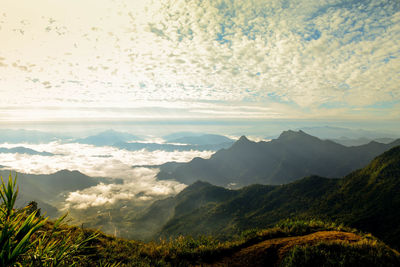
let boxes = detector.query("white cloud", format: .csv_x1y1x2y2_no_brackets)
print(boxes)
0,141,213,209
142,0,400,109
0,0,398,120
0,142,213,177
0,133,276,212
63,168,186,209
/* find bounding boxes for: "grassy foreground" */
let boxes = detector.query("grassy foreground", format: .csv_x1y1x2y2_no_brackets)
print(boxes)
1,174,400,266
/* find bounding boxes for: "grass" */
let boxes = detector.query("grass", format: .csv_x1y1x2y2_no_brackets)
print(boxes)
70,219,399,266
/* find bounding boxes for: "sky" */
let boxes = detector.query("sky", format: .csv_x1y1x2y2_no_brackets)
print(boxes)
0,0,399,124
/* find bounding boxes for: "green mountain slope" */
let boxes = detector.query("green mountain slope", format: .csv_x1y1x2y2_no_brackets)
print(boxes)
151,146,400,249
320,145,400,247
3,173,399,266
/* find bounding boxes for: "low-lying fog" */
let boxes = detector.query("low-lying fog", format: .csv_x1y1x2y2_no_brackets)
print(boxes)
0,141,214,210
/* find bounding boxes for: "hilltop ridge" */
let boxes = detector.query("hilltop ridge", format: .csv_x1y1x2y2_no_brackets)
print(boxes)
157,130,400,187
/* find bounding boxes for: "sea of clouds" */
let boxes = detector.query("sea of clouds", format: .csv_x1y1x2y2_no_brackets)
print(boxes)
0,142,213,209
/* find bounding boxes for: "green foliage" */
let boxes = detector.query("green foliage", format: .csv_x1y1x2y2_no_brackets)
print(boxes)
0,173,47,266
0,173,98,266
24,214,99,266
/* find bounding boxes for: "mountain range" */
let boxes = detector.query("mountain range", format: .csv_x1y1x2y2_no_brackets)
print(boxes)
135,145,400,250
0,129,65,143
73,129,141,146
73,130,234,151
157,130,400,187
166,134,234,145
2,128,400,252
116,141,234,152
329,137,396,146
297,126,397,139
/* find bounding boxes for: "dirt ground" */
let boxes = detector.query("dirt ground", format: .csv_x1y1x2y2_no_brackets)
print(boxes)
203,231,362,267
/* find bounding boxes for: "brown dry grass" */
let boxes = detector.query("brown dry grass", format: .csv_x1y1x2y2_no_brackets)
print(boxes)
204,231,362,267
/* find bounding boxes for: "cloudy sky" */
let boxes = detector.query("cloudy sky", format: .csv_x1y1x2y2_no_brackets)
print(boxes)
1,0,399,123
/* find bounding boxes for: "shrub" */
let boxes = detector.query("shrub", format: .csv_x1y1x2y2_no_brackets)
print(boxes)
0,173,98,266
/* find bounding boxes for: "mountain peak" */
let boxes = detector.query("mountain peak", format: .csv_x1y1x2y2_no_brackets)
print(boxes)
230,135,252,148
190,180,213,188
277,130,317,141
178,180,215,196
278,130,304,138
238,135,250,143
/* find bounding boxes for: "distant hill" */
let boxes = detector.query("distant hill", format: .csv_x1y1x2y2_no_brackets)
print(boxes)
148,146,400,249
116,133,234,152
167,134,234,145
329,137,395,146
73,129,140,146
157,130,400,187
115,141,234,152
297,126,397,139
163,132,207,141
0,129,65,143
0,146,54,156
